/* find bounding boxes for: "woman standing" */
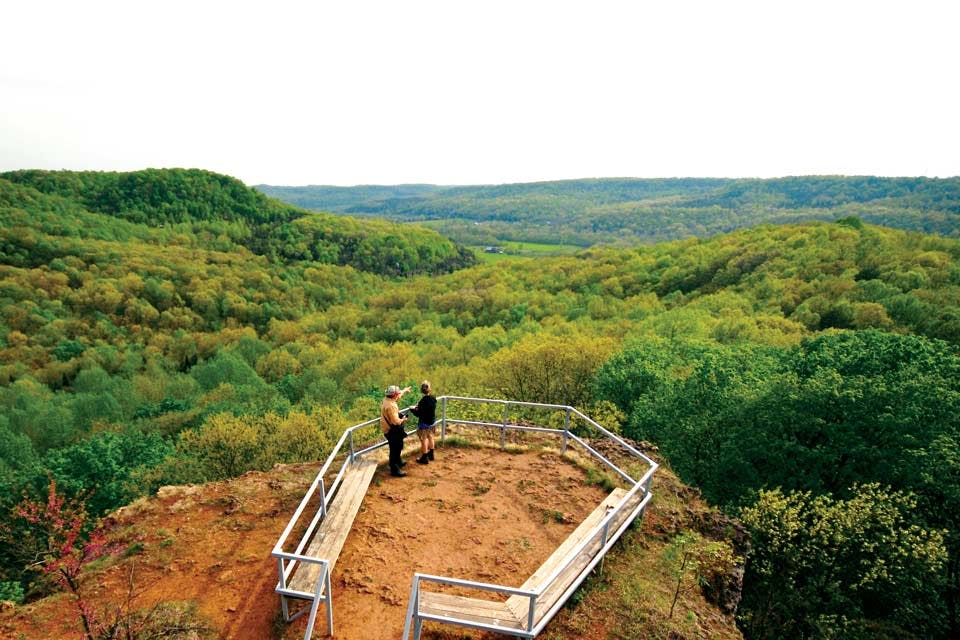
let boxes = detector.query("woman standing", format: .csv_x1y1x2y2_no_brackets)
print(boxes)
409,380,437,464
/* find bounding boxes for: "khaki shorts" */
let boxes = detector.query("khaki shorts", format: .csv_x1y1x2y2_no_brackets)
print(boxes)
417,427,436,443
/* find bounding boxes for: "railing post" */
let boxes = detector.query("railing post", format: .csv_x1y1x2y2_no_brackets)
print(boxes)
319,479,327,518
441,397,447,444
276,556,288,590
527,593,536,631
349,430,355,464
500,402,508,450
561,408,570,454
277,557,291,621
325,562,334,635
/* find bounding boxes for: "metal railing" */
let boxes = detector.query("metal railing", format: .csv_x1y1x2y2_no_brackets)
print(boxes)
402,396,658,640
272,396,657,640
272,412,402,638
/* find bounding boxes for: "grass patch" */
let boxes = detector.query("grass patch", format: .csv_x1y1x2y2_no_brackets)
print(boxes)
585,467,617,493
434,498,464,513
531,505,567,524
470,243,582,263
474,250,527,264
510,536,532,552
440,435,481,449
517,478,536,493
470,482,492,496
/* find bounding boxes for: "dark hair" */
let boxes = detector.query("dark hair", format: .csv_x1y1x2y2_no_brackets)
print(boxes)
420,380,431,394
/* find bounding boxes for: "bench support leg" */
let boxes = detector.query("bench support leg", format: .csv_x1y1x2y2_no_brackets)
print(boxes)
303,564,331,639
402,575,419,640
304,594,323,640
324,568,334,635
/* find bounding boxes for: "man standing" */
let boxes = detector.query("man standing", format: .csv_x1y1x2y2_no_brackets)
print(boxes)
380,385,411,477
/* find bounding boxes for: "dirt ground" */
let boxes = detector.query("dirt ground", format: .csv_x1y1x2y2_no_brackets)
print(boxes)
1,442,615,640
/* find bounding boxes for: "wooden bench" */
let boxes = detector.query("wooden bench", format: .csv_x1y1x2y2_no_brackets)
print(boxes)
412,487,628,637
505,487,627,627
287,457,378,595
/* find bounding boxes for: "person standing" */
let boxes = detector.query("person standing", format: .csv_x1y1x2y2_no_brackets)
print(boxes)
409,380,437,464
381,384,411,477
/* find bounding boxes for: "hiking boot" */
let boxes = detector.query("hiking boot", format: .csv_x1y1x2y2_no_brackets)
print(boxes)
416,454,429,464
390,465,407,477
428,449,435,461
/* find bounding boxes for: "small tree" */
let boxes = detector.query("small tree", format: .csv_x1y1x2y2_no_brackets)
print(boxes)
9,479,214,640
12,478,118,639
664,531,739,619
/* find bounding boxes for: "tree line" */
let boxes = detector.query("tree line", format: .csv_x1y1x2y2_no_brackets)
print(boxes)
259,175,960,247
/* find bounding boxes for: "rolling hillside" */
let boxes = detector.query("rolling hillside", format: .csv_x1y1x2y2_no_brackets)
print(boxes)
0,169,477,276
258,175,960,247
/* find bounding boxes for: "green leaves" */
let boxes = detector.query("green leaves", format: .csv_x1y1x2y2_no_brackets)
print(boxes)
739,484,947,639
596,330,960,636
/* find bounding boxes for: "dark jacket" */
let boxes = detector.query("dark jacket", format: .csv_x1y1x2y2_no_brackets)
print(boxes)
410,395,437,427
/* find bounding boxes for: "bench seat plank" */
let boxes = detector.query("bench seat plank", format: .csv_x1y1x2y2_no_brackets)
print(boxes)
288,457,378,594
418,592,524,630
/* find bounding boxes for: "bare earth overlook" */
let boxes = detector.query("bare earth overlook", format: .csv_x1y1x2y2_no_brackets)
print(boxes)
0,441,742,640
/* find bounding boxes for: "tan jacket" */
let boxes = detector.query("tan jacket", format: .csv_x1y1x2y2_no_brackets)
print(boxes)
380,397,403,434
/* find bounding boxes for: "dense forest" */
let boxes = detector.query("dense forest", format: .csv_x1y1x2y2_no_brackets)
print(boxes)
1,169,476,276
2,169,959,638
258,176,960,247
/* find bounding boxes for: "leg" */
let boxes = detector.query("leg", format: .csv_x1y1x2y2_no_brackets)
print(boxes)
388,427,406,476
416,429,430,463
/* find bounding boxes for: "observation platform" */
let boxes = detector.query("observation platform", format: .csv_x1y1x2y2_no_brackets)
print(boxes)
271,396,658,640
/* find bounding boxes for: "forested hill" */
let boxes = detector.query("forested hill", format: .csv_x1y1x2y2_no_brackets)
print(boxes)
258,175,960,247
4,168,292,225
0,169,476,276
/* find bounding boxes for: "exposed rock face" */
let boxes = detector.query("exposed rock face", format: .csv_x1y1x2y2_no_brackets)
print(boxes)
621,435,749,616
695,509,749,615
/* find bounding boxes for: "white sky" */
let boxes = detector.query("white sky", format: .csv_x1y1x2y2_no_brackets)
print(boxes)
1,0,958,186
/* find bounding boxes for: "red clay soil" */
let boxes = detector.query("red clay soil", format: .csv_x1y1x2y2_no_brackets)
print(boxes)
1,444,615,640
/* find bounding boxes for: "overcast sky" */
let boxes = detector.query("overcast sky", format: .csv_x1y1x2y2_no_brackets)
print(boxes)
2,0,958,186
